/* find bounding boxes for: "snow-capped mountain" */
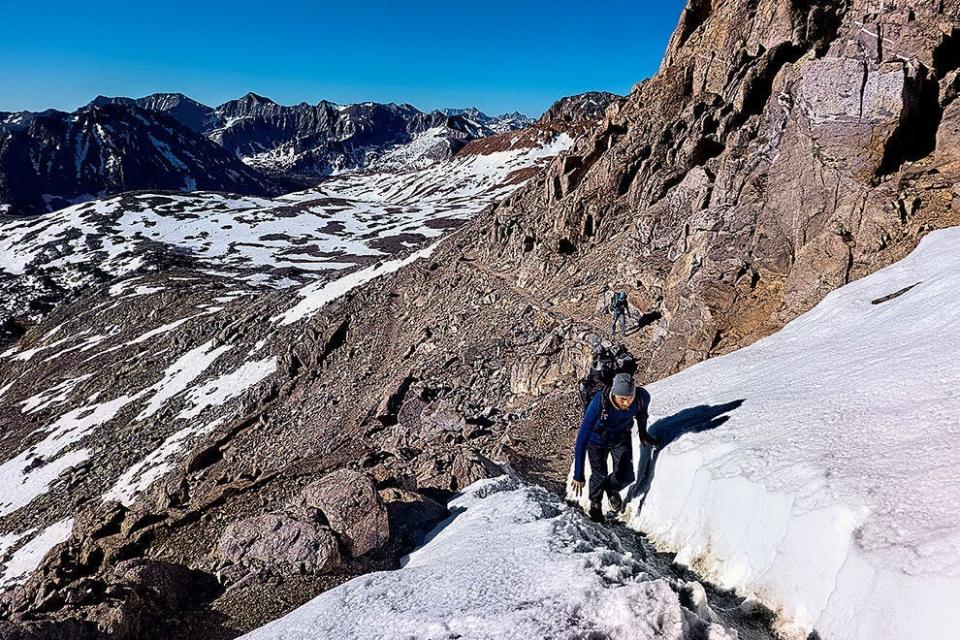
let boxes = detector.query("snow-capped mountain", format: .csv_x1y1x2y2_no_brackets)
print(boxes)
0,103,281,216
442,107,535,134
211,94,489,179
1,94,545,216
93,93,529,180
89,93,216,133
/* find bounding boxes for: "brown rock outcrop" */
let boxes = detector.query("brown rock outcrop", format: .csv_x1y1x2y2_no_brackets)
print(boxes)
297,470,389,557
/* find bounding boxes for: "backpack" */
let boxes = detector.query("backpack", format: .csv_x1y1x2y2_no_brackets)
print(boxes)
610,292,628,313
577,344,638,409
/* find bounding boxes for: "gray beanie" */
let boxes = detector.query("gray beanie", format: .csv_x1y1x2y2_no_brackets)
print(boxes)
610,373,635,397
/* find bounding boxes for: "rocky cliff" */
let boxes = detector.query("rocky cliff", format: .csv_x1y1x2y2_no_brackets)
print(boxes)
482,0,960,378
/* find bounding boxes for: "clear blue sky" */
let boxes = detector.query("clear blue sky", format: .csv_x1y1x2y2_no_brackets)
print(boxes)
0,0,686,116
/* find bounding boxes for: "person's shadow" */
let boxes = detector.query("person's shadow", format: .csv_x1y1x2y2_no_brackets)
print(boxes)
626,399,744,508
624,310,662,336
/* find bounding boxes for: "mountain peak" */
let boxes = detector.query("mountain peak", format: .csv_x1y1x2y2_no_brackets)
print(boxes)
238,92,276,105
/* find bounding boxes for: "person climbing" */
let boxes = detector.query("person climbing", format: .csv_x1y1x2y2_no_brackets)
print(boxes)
571,372,658,522
610,291,629,336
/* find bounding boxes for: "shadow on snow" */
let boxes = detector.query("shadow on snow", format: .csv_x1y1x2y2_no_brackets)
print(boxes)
627,399,745,508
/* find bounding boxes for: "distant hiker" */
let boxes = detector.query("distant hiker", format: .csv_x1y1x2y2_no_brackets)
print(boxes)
610,291,629,336
571,372,659,522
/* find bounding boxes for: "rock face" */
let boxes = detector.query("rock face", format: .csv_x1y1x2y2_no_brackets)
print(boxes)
479,0,960,379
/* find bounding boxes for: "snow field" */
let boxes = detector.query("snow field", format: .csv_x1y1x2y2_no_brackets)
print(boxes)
569,227,960,639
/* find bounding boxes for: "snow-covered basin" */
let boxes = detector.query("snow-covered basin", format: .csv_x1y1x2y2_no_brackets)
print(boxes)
570,227,960,639
240,476,736,640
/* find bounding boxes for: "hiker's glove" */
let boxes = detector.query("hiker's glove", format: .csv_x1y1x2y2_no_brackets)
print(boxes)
571,479,585,497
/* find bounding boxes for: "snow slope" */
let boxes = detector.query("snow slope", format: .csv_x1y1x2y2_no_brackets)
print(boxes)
240,475,736,640
570,227,960,639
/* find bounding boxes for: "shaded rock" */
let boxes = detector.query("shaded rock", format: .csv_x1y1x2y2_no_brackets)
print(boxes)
110,559,220,611
298,470,389,557
0,619,96,640
380,488,448,547
216,513,339,574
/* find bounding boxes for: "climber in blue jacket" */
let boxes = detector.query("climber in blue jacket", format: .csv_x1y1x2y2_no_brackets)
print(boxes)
572,372,658,522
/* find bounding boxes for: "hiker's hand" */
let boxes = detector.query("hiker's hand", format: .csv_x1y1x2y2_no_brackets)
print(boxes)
571,479,584,497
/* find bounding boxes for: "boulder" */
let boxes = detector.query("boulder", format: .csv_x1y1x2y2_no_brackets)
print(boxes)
216,513,339,574
415,447,503,493
299,470,389,557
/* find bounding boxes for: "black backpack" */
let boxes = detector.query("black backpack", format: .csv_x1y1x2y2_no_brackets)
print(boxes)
577,344,638,409
610,292,628,313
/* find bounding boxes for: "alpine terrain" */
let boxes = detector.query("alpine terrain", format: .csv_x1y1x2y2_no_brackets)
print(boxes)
1,93,535,216
2,1,960,639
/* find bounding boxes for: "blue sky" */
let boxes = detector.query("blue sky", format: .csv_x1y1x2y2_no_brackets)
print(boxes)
0,1,686,116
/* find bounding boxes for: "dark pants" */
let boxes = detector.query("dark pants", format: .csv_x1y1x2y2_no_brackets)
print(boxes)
587,435,635,505
612,312,627,336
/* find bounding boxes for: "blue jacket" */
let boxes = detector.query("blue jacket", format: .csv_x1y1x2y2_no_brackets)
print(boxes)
573,387,651,482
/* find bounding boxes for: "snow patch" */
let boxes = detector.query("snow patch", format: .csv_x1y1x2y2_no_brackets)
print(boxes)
274,242,440,326
104,417,225,506
0,518,73,588
177,357,277,419
20,374,94,414
136,340,233,420
240,476,735,640
0,391,143,517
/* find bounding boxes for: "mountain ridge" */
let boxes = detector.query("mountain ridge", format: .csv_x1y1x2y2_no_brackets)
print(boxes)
0,92,608,216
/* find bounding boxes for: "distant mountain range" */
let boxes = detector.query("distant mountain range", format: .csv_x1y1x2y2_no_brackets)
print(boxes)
0,92,614,216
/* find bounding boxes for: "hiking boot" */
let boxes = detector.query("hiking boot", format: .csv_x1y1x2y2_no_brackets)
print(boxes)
589,502,604,523
608,491,623,513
